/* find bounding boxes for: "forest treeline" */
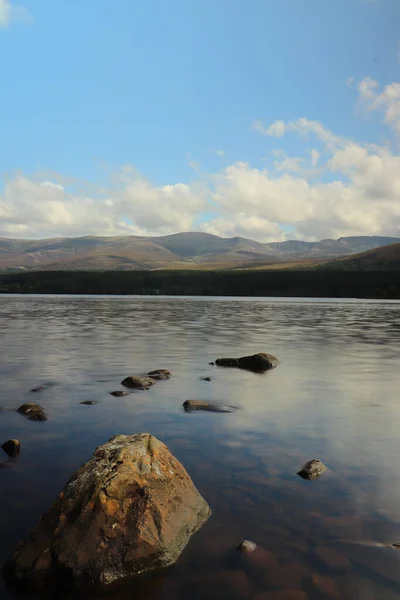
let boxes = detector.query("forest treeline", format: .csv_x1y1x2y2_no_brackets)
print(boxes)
0,270,398,299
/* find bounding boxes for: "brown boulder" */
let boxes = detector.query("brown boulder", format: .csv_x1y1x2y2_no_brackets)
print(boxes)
17,403,47,422
216,353,279,372
121,376,156,389
1,439,21,457
4,433,210,589
147,369,171,380
297,459,326,480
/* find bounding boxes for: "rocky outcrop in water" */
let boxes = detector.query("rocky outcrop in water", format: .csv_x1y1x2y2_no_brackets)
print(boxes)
1,440,20,457
215,353,279,372
183,400,237,413
121,376,156,390
297,459,326,480
17,404,47,422
4,433,210,589
147,369,171,380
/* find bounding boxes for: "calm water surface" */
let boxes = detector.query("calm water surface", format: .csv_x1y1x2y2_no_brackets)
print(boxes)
0,295,400,600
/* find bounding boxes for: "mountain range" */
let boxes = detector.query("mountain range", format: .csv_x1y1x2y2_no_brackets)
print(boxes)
0,232,399,271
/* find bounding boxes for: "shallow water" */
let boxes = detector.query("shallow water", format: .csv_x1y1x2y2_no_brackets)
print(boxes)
0,295,400,600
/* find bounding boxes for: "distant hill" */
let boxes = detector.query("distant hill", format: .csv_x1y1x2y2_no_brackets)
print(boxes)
317,242,400,271
0,232,399,271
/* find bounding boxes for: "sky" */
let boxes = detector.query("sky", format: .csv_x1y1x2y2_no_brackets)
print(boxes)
0,0,399,242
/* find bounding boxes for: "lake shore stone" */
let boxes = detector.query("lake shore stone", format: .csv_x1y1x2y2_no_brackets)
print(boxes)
121,376,156,389
80,401,97,406
17,404,47,422
110,391,130,397
4,433,211,590
147,369,171,380
297,459,326,480
215,353,279,372
237,540,257,553
183,400,237,413
1,440,20,457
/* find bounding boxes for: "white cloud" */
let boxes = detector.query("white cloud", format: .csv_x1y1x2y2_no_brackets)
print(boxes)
255,117,343,149
358,77,400,135
310,149,320,167
0,0,32,27
0,172,207,238
346,76,355,88
211,149,225,156
1,77,399,244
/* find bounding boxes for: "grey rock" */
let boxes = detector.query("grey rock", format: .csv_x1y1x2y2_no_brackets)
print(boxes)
1,439,21,457
110,391,129,397
297,459,327,480
121,376,156,390
183,400,237,413
147,369,171,380
237,540,257,553
17,404,47,422
216,353,279,372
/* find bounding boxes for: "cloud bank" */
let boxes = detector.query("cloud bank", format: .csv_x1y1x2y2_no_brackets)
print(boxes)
1,77,399,242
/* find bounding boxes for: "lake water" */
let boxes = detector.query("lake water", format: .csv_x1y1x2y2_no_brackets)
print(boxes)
0,295,400,600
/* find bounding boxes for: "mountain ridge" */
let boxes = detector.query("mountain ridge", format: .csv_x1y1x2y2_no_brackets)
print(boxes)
0,232,399,271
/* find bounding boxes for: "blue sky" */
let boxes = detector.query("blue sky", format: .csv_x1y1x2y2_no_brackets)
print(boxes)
0,0,399,241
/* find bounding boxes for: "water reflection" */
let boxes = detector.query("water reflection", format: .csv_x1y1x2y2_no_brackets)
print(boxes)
0,295,400,599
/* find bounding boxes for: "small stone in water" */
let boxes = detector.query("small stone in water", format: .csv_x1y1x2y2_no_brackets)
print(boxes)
80,401,97,405
1,439,20,457
110,391,129,397
237,540,257,553
297,459,327,480
17,403,47,422
147,369,171,380
201,376,212,382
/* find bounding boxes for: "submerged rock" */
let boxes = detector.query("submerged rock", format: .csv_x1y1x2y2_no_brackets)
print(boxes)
297,459,326,480
314,546,351,571
4,433,210,589
30,382,55,393
147,369,171,380
201,376,212,382
237,540,257,553
17,404,47,422
183,400,237,413
215,353,279,372
1,439,20,457
80,401,98,406
110,391,129,397
121,376,156,390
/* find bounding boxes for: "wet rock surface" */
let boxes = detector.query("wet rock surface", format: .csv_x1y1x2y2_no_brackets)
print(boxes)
215,353,279,372
1,439,20,457
109,391,130,397
297,459,326,480
121,376,156,389
237,540,257,553
147,369,171,380
30,382,55,393
183,400,237,413
17,403,47,422
4,433,211,589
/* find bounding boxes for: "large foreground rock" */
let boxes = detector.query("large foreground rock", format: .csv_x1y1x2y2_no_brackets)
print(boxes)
215,353,279,372
4,434,211,589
